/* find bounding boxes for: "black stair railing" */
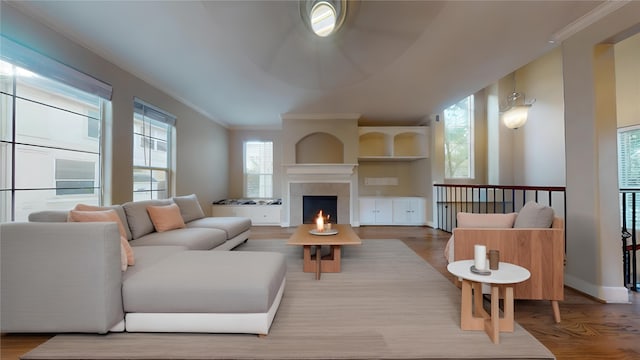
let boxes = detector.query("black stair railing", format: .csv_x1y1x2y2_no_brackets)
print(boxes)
620,189,639,292
433,184,566,233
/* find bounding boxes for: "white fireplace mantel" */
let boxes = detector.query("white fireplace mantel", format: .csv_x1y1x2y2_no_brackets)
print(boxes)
283,163,358,176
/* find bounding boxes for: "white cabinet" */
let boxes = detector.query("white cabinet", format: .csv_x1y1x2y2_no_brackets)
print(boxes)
211,205,281,226
359,197,425,226
392,198,425,225
359,198,393,225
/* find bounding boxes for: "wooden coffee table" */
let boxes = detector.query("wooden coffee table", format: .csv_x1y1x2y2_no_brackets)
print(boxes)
287,224,362,280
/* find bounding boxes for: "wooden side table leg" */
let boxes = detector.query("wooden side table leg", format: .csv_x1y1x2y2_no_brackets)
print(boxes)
486,284,500,344
501,286,514,332
461,280,484,330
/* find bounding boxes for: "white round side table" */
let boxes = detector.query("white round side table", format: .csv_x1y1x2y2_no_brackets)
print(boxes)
447,259,530,344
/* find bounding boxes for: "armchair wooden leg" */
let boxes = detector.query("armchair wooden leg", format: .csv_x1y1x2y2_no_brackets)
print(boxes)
551,300,561,323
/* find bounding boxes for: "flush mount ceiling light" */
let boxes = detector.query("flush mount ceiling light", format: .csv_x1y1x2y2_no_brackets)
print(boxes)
301,0,347,38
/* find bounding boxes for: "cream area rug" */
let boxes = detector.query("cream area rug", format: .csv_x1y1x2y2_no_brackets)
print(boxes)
23,239,555,360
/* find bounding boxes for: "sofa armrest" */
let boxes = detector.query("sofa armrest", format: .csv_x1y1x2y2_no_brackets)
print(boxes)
1,222,124,333
452,224,564,301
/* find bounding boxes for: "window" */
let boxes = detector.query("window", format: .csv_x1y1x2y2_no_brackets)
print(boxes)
132,98,174,201
618,125,640,227
244,141,273,198
1,36,111,222
444,95,474,179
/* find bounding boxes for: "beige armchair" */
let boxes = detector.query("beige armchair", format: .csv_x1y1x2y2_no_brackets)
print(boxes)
452,217,565,323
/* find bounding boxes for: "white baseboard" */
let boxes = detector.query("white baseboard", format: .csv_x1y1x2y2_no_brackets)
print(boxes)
565,273,630,303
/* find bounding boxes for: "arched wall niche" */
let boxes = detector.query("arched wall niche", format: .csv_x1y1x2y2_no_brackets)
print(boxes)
295,132,344,164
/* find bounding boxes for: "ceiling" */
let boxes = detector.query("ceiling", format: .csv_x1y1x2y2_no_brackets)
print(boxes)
9,1,605,128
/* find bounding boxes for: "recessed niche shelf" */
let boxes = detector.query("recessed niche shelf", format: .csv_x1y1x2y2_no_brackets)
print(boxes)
358,126,429,161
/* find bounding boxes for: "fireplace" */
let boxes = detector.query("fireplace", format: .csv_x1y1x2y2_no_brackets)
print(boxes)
303,195,337,224
283,164,358,227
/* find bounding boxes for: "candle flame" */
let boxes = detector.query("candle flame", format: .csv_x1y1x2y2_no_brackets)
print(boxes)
315,210,324,231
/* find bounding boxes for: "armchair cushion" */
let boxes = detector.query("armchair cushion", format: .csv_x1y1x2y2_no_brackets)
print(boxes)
445,212,517,261
514,201,554,228
457,212,518,228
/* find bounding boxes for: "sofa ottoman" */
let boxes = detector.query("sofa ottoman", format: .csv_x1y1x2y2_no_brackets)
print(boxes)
123,250,286,335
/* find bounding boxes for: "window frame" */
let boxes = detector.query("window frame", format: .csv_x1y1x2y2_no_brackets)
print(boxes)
243,140,274,198
132,98,175,201
1,39,110,222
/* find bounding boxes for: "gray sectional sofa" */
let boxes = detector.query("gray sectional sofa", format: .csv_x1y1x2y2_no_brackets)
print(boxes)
0,195,287,335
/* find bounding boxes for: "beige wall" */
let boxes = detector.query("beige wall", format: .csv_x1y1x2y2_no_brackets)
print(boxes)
562,2,640,302
615,33,640,128
281,116,359,165
2,4,229,213
513,47,566,187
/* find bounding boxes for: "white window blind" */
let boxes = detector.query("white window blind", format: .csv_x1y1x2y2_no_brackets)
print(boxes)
1,35,112,100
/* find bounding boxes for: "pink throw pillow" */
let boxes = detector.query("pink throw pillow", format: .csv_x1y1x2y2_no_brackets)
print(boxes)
146,203,186,232
68,209,135,268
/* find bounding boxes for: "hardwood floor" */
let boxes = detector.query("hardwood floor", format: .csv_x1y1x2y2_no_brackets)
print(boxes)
2,225,638,359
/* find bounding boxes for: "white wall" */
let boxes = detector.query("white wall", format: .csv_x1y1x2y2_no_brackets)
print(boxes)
2,3,229,213
562,3,640,302
514,48,566,187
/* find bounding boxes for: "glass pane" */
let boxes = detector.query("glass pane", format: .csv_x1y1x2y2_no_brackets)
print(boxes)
0,189,11,222
15,98,100,153
15,144,99,189
444,96,473,178
0,93,13,142
152,170,167,199
13,188,99,221
0,141,12,190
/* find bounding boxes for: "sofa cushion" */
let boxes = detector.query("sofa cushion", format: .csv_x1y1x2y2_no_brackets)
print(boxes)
173,194,206,222
456,212,518,228
122,245,187,280
514,201,555,228
123,199,174,239
67,209,135,269
122,251,286,313
147,203,186,232
186,216,251,239
73,204,132,240
128,227,227,250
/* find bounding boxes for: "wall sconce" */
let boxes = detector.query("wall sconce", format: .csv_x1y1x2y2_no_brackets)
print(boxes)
501,92,535,129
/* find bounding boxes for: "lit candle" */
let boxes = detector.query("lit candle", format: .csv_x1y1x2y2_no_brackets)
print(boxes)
316,210,324,232
474,245,487,271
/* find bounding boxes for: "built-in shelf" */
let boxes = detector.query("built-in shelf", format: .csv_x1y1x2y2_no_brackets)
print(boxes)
358,126,429,161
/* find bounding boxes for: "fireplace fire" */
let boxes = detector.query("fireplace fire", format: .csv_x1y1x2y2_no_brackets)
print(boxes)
303,195,337,225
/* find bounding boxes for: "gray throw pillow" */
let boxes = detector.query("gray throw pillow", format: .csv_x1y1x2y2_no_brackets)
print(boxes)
514,201,554,228
173,194,206,223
